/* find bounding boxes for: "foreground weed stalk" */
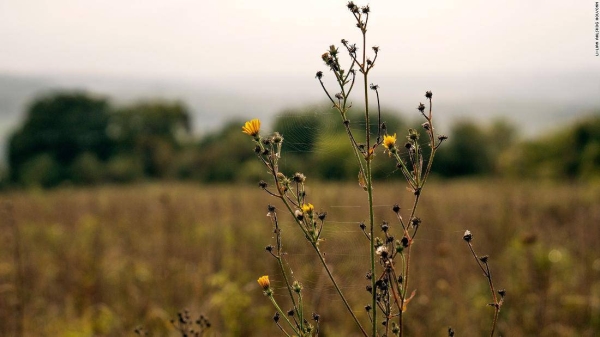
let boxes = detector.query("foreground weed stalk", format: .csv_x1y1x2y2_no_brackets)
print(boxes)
463,230,505,337
245,119,364,335
244,3,505,336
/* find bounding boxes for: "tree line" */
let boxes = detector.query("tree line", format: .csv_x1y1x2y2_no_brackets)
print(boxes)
4,91,600,188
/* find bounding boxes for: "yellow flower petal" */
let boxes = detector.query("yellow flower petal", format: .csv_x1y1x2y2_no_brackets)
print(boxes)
301,203,314,214
383,133,397,150
242,119,261,137
257,275,270,290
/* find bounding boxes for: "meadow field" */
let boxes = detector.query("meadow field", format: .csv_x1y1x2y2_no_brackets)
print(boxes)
0,180,599,336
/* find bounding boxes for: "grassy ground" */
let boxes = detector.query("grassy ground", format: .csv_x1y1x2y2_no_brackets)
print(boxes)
0,180,599,336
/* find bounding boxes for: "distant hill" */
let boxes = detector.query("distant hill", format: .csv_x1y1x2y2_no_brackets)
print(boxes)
1,71,599,163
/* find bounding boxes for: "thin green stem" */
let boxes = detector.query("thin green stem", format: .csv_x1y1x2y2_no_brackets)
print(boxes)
467,242,500,337
298,292,305,335
278,188,368,337
268,294,300,335
276,257,300,330
312,242,369,336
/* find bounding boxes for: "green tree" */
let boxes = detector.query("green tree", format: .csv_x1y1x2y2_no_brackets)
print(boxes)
192,121,257,182
108,100,192,178
8,92,113,186
433,121,497,177
500,115,600,180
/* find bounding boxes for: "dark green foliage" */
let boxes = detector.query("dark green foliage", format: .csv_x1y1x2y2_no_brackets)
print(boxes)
8,92,112,186
433,121,495,177
193,121,257,182
432,119,518,177
7,92,193,187
6,91,599,187
109,101,191,178
270,106,408,180
271,106,336,157
500,115,600,180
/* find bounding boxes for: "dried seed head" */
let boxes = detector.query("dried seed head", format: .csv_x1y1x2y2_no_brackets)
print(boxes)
312,313,320,322
381,221,389,232
335,93,344,100
410,217,422,227
347,1,359,13
293,172,306,183
417,103,426,112
498,289,506,298
407,129,420,141
292,281,303,293
448,327,455,337
425,90,433,99
328,45,338,56
317,212,327,221
369,83,379,90
254,145,261,153
287,309,295,316
359,222,366,230
365,304,372,312
295,210,304,220
422,122,431,130
372,46,379,53
272,132,283,144
401,236,409,247
315,71,323,79
259,180,268,189
361,5,370,14
267,204,275,212
392,204,401,213
438,134,449,141
376,279,388,291
479,255,489,263
265,245,274,252
273,312,280,323
463,230,473,242
376,245,388,257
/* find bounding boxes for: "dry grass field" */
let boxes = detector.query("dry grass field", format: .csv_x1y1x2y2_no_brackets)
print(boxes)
1,180,599,336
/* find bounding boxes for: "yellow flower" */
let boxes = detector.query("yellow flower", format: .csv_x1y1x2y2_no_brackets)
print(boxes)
242,119,261,137
383,133,397,150
301,203,314,214
257,275,270,290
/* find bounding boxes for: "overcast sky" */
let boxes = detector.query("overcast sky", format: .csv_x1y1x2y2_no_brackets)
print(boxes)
0,0,598,80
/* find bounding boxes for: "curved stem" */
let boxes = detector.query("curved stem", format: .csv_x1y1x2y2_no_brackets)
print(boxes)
278,188,368,336
268,294,300,335
313,243,369,337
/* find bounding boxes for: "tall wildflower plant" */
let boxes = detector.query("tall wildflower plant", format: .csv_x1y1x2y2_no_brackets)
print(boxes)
244,3,503,336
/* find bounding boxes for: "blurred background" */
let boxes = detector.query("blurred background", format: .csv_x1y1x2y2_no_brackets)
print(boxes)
0,0,599,336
